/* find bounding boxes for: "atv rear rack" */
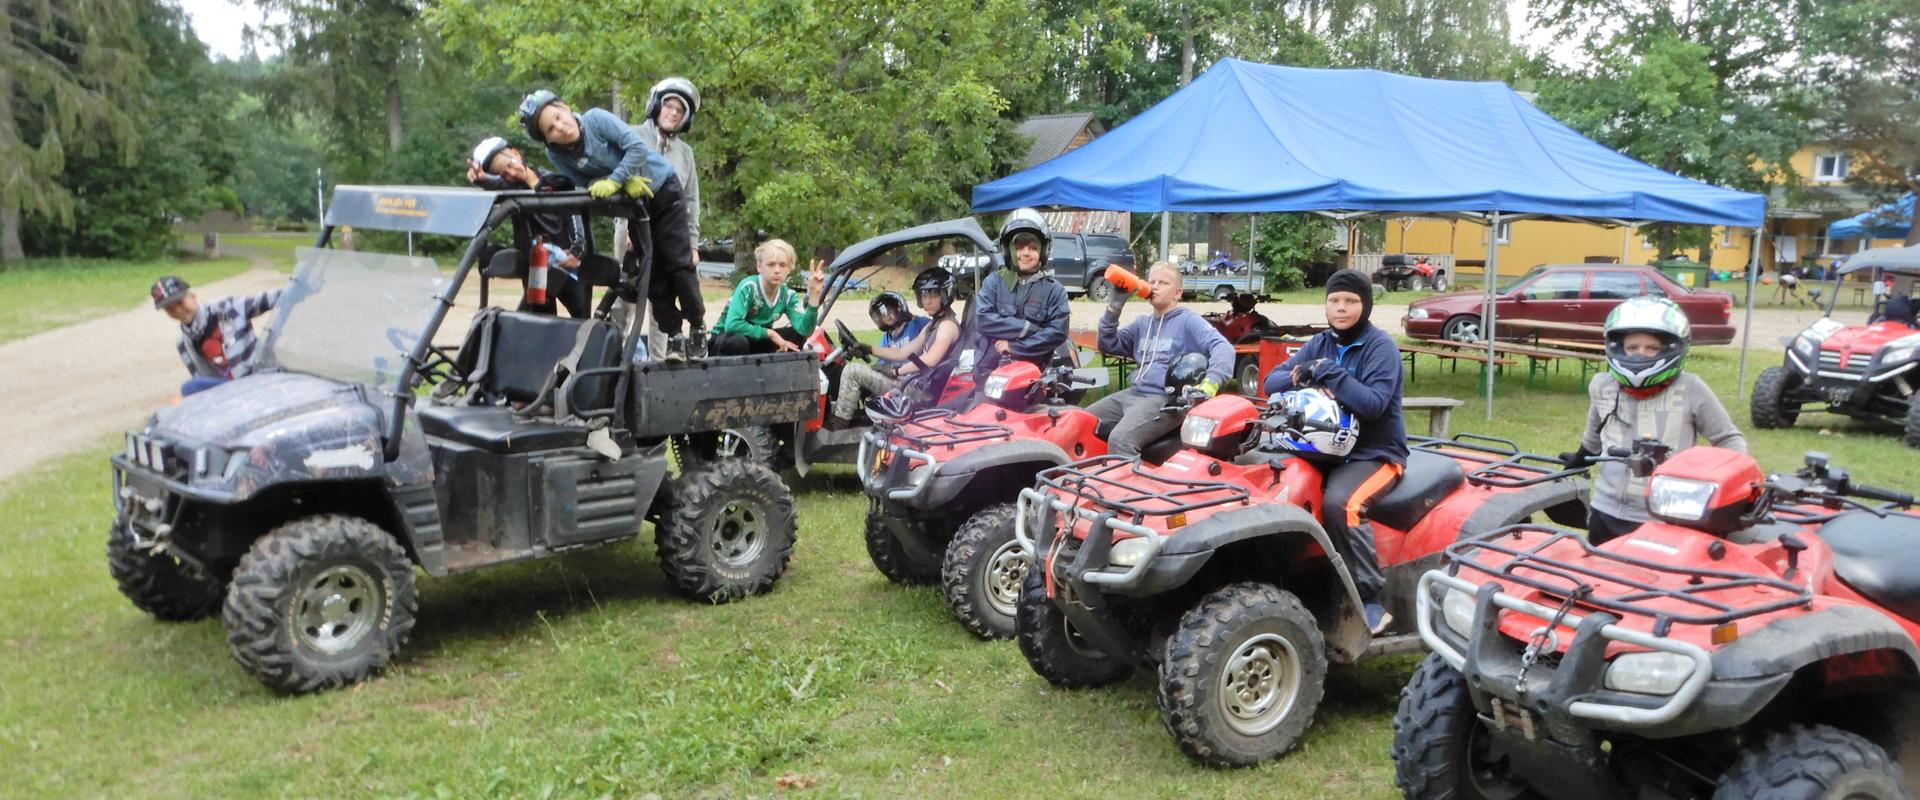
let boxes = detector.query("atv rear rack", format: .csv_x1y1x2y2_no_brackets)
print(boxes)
1031,454,1252,523
892,409,1013,451
1446,524,1814,637
1409,434,1586,489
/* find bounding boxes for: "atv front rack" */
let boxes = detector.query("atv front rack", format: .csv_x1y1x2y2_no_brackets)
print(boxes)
1409,434,1587,489
1446,525,1814,637
1030,454,1253,524
891,408,1013,451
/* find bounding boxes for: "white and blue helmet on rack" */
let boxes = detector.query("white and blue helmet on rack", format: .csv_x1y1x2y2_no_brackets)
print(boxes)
1267,389,1359,463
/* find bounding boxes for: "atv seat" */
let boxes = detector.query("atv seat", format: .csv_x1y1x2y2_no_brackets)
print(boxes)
1366,450,1466,532
417,406,589,453
1818,510,1920,623
425,311,623,453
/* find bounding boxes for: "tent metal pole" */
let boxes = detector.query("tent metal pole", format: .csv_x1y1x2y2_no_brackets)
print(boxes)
1483,212,1501,419
1160,212,1172,262
1737,226,1764,398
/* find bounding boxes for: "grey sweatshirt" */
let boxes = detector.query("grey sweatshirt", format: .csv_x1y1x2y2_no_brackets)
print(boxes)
1579,372,1748,522
1098,305,1235,393
635,118,699,243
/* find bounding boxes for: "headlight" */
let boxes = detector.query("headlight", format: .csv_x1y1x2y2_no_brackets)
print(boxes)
1441,587,1477,637
1108,535,1157,568
1882,347,1916,365
1604,651,1696,695
1407,308,1430,320
983,374,1011,400
1792,335,1818,361
1648,476,1716,522
1181,415,1221,448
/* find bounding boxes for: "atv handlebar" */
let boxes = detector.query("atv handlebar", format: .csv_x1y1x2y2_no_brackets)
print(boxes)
1851,483,1915,506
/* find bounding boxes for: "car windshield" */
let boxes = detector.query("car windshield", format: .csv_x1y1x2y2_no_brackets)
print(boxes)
1496,266,1546,294
262,246,448,392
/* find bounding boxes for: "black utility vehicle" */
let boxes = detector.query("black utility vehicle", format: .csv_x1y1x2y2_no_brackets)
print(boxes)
109,186,815,693
1049,232,1138,301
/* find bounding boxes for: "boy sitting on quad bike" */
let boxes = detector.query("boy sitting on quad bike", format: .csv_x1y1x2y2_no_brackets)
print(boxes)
1561,296,1746,544
1094,261,1236,456
972,208,1070,386
710,239,824,356
1261,268,1407,633
829,268,963,429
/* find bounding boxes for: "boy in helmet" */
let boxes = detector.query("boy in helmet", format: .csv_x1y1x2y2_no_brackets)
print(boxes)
973,208,1070,384
1261,269,1407,634
518,90,707,360
1562,296,1746,544
828,270,964,428
636,77,702,271
1093,261,1236,457
151,276,283,396
466,136,591,318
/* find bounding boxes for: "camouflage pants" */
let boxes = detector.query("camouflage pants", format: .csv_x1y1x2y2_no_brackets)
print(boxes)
833,362,899,420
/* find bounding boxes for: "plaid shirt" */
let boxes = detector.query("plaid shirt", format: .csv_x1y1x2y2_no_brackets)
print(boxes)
177,289,282,379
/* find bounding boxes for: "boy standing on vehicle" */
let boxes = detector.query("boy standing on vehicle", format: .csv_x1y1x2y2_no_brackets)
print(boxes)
1561,296,1747,544
973,208,1070,383
636,78,703,271
1094,262,1236,456
710,239,823,356
519,90,707,360
1261,269,1407,634
152,276,283,396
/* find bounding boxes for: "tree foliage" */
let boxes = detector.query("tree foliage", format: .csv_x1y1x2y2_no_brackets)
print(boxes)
250,0,425,172
0,0,145,261
1803,0,1920,242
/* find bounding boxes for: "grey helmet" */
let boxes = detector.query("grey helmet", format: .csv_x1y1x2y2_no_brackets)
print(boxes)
518,89,562,142
1603,296,1691,390
997,207,1052,264
645,77,700,133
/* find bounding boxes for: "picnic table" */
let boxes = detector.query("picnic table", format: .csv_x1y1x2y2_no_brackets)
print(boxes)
1494,318,1605,346
1426,339,1606,386
1399,341,1515,382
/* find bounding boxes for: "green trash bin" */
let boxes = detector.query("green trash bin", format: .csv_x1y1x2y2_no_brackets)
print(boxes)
1652,259,1711,289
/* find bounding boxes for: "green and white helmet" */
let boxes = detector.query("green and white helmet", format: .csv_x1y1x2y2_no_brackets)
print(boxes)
1603,296,1691,389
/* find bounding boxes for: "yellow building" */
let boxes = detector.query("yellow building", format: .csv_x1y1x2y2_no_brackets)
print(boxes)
1380,143,1908,279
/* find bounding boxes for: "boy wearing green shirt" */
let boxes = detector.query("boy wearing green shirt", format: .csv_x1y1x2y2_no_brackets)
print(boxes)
711,239,825,355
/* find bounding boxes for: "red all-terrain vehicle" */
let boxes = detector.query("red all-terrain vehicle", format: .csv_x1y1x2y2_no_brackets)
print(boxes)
858,356,1213,639
1393,441,1920,800
1750,261,1920,447
1011,391,1590,766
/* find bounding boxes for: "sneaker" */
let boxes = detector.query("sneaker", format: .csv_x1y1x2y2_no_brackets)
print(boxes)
822,414,853,432
664,335,687,363
687,329,708,359
1364,602,1392,635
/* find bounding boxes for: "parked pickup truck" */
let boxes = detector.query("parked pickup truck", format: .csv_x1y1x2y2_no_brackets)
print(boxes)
1048,232,1138,301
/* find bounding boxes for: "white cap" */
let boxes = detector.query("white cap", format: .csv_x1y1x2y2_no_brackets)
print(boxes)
471,137,510,172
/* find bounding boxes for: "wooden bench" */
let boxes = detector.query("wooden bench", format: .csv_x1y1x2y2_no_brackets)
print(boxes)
1400,342,1515,382
1403,396,1463,437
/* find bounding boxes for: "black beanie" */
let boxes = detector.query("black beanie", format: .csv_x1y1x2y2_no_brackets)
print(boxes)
1325,269,1373,342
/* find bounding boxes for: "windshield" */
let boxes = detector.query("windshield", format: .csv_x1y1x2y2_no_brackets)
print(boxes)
262,246,449,391
1496,266,1546,294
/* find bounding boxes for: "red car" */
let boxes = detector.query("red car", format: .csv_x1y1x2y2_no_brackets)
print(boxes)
1402,264,1736,345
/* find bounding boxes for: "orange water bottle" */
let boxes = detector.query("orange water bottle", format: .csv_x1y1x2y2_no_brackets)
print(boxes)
1104,265,1152,298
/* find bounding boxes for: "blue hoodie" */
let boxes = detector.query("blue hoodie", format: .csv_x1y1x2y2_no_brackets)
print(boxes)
973,267,1070,377
1262,323,1408,466
1099,306,1235,393
542,107,678,189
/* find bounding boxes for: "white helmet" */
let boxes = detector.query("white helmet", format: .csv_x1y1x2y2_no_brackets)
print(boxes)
998,208,1052,262
1603,296,1690,390
646,77,700,133
1268,390,1358,463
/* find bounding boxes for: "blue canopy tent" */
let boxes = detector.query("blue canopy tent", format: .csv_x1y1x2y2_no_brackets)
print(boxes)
973,59,1768,414
1829,193,1914,241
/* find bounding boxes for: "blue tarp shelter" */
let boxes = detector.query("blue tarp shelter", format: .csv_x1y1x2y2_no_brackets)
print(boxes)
973,59,1765,227
973,59,1769,414
1829,193,1914,240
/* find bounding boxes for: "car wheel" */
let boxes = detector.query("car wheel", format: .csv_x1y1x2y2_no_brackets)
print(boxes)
1714,725,1906,799
1015,569,1133,688
1442,314,1483,343
941,503,1025,640
1158,581,1326,767
1214,285,1235,302
1392,652,1538,799
1234,356,1261,394
1086,277,1113,303
108,517,224,622
223,514,416,694
656,459,797,602
1432,275,1450,292
1749,366,1801,429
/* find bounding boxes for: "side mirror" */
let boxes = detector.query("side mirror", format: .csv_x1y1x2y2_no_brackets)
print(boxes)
483,248,526,279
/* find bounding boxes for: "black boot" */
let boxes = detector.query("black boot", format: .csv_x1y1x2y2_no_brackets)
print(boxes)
664,334,688,363
687,328,708,359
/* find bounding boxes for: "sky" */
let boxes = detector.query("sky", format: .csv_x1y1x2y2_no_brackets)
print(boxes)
178,0,279,60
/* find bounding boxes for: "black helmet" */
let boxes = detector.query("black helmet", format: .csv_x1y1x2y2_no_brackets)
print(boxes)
868,291,911,334
1167,352,1211,391
645,77,700,133
518,89,561,142
912,266,955,306
997,208,1051,264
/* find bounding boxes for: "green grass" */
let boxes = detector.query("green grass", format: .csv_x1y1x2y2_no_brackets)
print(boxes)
4,344,1916,797
0,257,253,345
180,232,309,272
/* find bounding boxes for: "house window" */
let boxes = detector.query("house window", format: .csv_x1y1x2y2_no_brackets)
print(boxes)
1491,221,1511,245
1814,153,1849,183
1720,228,1734,247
